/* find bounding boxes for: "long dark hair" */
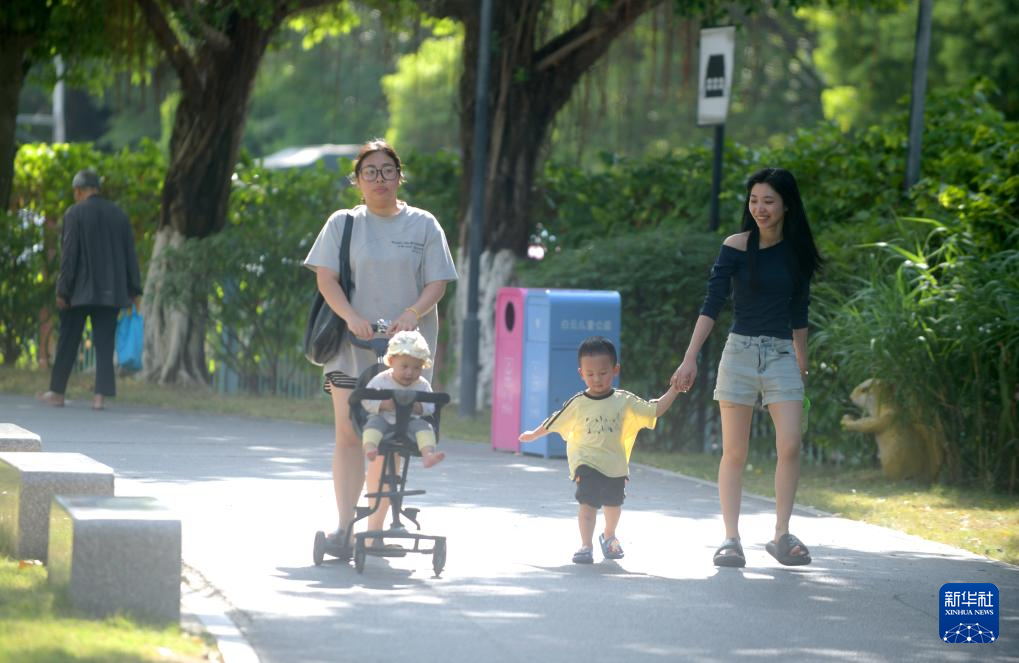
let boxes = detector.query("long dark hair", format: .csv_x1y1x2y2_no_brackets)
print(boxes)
740,167,823,289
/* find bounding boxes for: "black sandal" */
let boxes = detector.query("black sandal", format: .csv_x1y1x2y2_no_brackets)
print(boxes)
713,537,746,568
323,528,353,561
765,533,811,566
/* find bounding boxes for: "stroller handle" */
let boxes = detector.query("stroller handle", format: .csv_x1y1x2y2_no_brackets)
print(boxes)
349,388,451,445
348,320,391,354
349,389,451,407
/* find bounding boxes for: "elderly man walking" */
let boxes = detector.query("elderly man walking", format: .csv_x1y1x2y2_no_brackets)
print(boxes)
37,169,142,410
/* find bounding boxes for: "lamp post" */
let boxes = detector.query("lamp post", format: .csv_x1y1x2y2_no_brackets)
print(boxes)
697,26,735,451
459,0,493,417
904,0,933,190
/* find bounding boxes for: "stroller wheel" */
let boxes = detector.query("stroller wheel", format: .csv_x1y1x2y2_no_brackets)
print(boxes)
313,531,326,566
354,538,366,574
432,538,446,576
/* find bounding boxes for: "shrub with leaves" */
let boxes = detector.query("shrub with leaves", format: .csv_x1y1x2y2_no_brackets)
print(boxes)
519,227,727,450
523,81,1018,490
814,220,1018,489
5,141,164,365
156,157,350,394
0,210,49,365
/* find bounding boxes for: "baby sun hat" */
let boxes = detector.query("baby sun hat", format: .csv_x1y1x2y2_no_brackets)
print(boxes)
384,330,433,368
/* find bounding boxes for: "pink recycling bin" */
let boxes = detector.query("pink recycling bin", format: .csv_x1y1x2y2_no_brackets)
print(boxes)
491,287,621,458
491,288,527,452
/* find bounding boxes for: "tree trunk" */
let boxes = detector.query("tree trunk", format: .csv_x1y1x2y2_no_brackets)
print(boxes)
0,34,32,213
139,9,277,385
141,226,209,385
444,0,662,401
451,247,517,407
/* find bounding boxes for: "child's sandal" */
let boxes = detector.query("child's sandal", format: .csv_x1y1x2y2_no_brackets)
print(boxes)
572,547,594,564
599,533,624,559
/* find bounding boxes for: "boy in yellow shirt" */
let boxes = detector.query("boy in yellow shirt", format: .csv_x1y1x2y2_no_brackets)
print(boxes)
520,336,681,563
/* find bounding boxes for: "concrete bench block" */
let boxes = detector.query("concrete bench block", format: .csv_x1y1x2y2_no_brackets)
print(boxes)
48,496,181,623
0,452,114,561
0,423,42,451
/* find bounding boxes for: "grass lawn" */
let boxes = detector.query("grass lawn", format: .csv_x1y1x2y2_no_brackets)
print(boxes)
3,366,1016,569
0,558,214,663
0,366,492,443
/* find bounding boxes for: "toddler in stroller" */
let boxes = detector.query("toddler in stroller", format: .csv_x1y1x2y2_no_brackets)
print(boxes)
313,323,450,575
361,330,445,468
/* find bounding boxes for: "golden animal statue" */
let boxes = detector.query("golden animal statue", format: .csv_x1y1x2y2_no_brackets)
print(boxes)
840,378,944,483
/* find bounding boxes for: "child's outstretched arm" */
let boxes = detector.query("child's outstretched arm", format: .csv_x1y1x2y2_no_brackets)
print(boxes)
519,424,550,442
654,384,682,417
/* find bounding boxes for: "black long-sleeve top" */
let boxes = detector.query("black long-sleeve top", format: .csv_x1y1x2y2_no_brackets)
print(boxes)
699,241,809,339
57,195,143,308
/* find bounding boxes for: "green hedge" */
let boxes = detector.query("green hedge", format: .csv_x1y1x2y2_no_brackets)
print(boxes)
155,157,356,394
525,80,1018,490
3,141,164,366
3,143,461,393
6,83,1015,489
519,227,726,450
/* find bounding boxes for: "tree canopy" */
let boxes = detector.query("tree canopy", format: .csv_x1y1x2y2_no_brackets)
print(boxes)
803,1,1019,130
1,0,116,211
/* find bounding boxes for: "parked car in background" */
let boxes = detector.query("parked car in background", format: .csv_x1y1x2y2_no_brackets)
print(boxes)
259,144,360,171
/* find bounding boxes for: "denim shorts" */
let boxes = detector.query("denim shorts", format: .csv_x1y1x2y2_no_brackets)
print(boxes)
714,333,804,407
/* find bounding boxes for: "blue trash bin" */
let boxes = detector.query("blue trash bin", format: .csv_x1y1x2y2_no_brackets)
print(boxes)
519,289,621,458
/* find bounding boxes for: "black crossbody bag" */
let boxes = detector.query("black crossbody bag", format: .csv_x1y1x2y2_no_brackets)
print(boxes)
303,213,353,366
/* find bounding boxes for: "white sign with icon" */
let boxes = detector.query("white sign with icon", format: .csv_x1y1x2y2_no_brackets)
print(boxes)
697,26,736,126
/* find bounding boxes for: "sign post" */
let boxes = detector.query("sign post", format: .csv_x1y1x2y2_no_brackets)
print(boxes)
697,26,735,231
696,26,735,452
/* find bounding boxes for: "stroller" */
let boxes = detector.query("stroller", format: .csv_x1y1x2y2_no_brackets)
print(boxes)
313,321,450,575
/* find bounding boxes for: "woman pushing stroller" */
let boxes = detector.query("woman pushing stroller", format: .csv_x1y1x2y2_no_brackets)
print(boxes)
303,139,458,556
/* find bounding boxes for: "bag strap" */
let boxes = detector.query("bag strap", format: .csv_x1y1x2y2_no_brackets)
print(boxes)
339,213,353,295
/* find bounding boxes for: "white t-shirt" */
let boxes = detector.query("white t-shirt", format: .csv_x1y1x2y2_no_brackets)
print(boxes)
362,369,435,425
304,203,458,380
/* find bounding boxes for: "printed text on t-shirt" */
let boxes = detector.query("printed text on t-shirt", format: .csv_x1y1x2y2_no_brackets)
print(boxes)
392,240,425,254
584,414,620,435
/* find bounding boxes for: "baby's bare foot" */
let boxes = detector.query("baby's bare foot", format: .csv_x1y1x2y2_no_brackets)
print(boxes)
365,447,378,461
421,449,445,468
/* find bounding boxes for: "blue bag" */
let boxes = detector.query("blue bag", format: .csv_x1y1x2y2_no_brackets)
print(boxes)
116,305,144,372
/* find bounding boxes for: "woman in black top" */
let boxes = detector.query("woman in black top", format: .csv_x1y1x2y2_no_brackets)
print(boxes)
671,168,823,568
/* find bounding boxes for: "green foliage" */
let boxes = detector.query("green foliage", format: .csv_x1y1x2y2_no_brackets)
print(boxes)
382,20,462,154
156,158,349,394
807,83,1019,488
6,139,456,389
5,141,163,365
1,0,109,70
247,6,434,156
547,2,827,164
0,556,211,662
401,149,462,247
802,2,1019,128
0,210,47,366
283,3,360,48
521,82,1018,490
12,141,163,259
533,143,752,250
814,222,1018,489
519,227,726,450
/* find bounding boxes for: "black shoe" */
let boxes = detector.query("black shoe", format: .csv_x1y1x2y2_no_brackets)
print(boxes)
323,529,352,560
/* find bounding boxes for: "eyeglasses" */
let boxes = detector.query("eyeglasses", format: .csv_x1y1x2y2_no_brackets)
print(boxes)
359,164,400,182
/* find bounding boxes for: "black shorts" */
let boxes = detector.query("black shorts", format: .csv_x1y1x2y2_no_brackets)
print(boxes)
323,370,357,394
574,465,626,508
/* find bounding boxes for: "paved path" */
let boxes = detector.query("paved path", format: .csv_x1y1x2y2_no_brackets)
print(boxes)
2,393,1016,662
